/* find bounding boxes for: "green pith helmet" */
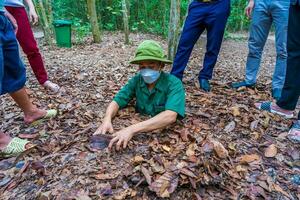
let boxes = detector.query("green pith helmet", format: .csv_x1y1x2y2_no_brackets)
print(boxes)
130,40,172,64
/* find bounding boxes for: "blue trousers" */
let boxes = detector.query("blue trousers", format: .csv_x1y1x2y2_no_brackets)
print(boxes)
171,0,230,81
0,12,26,95
245,0,290,90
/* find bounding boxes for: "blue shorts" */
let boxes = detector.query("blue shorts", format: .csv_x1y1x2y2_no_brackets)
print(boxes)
0,12,26,95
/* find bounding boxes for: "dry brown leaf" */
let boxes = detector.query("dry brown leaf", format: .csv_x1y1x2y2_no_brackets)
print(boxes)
231,106,240,117
212,140,228,158
257,180,270,192
113,189,135,200
162,145,171,152
272,184,290,198
149,171,178,198
224,121,236,133
141,166,152,185
186,143,196,157
180,168,197,178
250,120,259,131
202,141,214,153
179,128,189,142
94,172,120,180
238,154,261,164
131,155,145,165
228,143,236,151
236,165,247,172
264,144,277,158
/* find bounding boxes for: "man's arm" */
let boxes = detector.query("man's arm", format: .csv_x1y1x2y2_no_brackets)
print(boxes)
108,110,177,151
94,101,120,135
24,0,39,25
94,76,137,135
245,0,255,19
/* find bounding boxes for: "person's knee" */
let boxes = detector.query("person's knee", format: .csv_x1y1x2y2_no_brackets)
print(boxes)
276,47,287,59
178,35,196,50
248,44,263,58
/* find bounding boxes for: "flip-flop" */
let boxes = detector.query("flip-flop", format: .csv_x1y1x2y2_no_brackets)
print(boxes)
0,137,31,158
256,101,294,119
30,109,58,126
288,121,300,143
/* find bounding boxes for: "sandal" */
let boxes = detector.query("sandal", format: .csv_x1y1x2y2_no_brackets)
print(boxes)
256,101,294,119
30,109,58,126
0,137,31,158
288,121,300,143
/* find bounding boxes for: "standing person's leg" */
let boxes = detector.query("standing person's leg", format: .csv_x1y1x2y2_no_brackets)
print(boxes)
199,0,230,81
232,0,272,88
0,32,3,95
270,0,290,100
1,13,56,124
245,1,272,85
276,4,300,111
254,4,300,142
170,1,207,81
0,14,35,157
10,88,46,123
5,6,59,93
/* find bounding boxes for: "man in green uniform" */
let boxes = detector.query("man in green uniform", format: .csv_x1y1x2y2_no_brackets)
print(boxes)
94,40,185,151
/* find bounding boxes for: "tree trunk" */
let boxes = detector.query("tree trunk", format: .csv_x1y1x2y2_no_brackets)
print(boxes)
44,0,54,33
143,0,149,25
162,0,167,36
87,0,101,43
36,0,52,46
167,0,181,60
126,0,130,17
122,0,130,44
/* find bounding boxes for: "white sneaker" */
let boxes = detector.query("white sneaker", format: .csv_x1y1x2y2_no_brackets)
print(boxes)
43,80,60,93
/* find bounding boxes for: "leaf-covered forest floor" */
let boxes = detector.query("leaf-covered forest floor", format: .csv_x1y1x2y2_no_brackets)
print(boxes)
1,32,300,200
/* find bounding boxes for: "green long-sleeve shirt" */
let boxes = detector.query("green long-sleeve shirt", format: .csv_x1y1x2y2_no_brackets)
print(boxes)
113,72,185,118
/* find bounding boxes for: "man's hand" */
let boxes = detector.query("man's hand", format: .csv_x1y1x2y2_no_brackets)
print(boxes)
245,0,255,19
108,128,134,151
4,11,18,34
28,9,38,25
94,119,114,135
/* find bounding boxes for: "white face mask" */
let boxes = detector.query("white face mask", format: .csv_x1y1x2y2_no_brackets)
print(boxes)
140,68,161,84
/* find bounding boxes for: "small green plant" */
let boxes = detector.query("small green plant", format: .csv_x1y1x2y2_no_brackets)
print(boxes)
63,17,90,44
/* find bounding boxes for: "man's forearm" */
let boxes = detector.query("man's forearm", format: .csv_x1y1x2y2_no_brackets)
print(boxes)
128,110,177,135
24,0,35,11
104,101,119,121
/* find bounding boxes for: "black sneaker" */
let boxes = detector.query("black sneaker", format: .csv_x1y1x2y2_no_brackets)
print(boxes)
231,81,255,89
199,79,211,92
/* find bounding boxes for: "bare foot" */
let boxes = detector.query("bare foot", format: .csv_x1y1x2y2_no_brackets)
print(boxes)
0,133,33,150
0,133,12,150
24,108,47,124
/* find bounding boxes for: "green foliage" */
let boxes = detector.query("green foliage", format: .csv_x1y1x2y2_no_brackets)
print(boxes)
47,0,250,40
72,18,91,43
226,0,250,32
